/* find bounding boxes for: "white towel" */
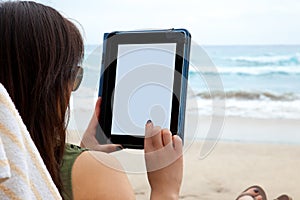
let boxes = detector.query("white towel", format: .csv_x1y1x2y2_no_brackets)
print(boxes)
0,83,62,200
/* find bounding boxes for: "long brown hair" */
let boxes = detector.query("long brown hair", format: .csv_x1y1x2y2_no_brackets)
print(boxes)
0,1,84,195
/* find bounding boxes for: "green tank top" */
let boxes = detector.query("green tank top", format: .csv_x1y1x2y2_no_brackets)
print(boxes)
60,143,88,200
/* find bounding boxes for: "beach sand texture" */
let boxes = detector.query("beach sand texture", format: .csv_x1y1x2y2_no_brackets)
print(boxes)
67,116,300,200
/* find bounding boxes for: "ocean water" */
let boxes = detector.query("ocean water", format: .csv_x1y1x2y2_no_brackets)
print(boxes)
189,45,300,119
79,45,300,120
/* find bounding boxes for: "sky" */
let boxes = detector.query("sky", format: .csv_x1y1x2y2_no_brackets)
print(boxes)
34,0,300,45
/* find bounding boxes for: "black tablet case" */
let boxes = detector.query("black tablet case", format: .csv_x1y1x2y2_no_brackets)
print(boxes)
97,29,191,148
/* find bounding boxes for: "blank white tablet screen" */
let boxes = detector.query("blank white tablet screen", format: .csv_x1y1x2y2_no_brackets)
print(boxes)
111,43,176,136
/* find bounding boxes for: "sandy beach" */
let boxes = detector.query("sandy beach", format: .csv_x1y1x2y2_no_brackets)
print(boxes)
67,116,300,199
127,141,300,200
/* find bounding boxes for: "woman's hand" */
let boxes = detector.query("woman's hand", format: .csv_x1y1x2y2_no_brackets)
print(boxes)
144,120,183,200
80,97,122,153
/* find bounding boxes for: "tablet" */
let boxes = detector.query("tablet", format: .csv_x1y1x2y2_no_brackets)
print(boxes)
97,29,191,149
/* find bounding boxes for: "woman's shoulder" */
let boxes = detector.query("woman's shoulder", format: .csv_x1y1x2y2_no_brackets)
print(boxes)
71,150,135,200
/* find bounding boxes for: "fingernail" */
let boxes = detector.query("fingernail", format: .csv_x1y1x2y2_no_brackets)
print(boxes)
146,119,152,124
115,146,123,151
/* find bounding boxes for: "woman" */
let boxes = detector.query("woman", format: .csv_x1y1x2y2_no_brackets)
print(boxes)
0,1,183,199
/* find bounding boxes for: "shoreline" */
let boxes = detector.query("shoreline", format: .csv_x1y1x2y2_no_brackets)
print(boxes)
183,116,300,145
68,115,300,145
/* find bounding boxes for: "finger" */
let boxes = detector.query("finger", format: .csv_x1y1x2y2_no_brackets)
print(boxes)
145,120,153,137
92,144,123,153
162,129,172,146
172,135,183,153
95,97,102,119
144,120,154,150
150,126,163,149
88,97,102,129
144,120,164,150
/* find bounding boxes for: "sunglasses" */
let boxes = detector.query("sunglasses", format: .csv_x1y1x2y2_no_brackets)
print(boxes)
72,66,83,91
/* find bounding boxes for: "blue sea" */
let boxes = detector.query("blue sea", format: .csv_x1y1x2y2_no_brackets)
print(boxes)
187,45,300,119
79,45,300,120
